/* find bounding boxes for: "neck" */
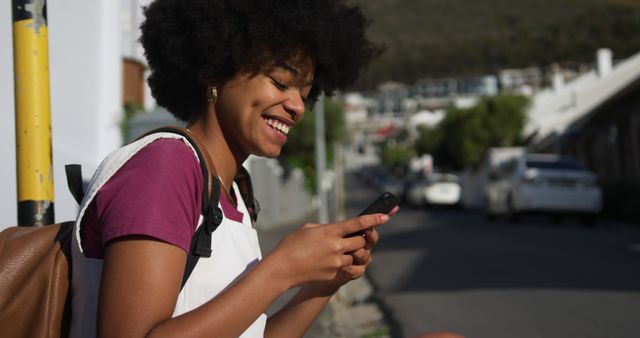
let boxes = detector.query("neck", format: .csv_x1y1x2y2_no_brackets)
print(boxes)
187,113,247,194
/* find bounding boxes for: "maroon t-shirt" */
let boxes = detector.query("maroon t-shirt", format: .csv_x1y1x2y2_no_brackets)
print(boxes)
80,138,244,259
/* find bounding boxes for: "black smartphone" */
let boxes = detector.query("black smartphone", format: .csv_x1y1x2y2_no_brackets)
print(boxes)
348,192,399,237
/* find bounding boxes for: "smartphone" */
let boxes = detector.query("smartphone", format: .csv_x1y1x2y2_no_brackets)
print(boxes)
348,192,399,237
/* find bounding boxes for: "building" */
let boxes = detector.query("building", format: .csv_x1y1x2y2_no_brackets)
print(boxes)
409,75,498,110
376,81,409,115
527,48,640,221
498,67,543,95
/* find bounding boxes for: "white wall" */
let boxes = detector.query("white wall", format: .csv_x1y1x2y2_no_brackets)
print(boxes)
1,1,123,229
0,0,17,229
248,157,314,229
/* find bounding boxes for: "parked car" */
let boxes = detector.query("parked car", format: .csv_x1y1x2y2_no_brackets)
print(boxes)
484,154,602,224
406,173,462,207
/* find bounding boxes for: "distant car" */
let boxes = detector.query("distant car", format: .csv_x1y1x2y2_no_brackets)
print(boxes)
406,173,462,207
484,154,602,224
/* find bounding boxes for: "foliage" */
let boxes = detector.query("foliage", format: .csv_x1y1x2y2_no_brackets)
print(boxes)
415,94,529,170
414,125,444,157
279,97,346,192
362,325,391,338
119,103,146,143
348,0,640,87
380,142,414,177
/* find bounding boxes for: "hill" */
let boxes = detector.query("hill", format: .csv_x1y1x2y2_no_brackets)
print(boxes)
348,0,640,87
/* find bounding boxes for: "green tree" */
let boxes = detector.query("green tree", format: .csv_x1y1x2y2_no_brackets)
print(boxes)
119,102,145,143
438,106,489,170
349,0,640,87
415,125,444,156
380,143,414,177
279,97,346,192
432,94,529,170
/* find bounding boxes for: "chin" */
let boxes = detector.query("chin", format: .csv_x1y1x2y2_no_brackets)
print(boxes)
255,147,282,159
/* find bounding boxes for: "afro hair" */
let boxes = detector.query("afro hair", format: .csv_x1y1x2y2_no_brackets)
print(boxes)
140,0,382,122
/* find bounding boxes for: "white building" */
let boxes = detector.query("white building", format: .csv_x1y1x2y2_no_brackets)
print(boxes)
1,1,154,229
526,48,640,147
498,67,543,95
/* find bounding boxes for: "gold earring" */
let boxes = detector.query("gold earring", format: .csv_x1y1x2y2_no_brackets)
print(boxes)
207,86,218,103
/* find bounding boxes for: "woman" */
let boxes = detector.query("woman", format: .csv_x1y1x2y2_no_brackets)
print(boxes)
69,1,393,337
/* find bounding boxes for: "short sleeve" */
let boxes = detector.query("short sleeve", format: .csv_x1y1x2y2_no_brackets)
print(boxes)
95,138,203,253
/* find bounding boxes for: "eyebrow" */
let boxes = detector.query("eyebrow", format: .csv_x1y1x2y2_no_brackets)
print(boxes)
276,63,314,87
277,62,300,75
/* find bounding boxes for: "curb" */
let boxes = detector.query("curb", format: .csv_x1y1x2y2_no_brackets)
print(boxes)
318,277,392,338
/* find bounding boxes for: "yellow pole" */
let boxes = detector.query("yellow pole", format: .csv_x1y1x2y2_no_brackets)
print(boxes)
12,0,54,226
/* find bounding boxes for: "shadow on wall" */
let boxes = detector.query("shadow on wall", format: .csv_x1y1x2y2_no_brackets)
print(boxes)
602,182,640,224
248,156,314,229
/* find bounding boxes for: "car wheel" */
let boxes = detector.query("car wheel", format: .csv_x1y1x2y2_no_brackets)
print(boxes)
484,197,496,221
550,215,563,224
580,215,597,227
507,195,520,223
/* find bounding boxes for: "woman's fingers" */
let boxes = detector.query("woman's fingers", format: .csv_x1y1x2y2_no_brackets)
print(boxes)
388,205,400,217
351,248,372,265
363,227,379,250
341,254,354,267
341,234,367,253
333,213,389,237
341,264,366,278
276,210,393,286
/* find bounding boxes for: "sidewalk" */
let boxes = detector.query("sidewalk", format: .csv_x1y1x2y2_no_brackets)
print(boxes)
259,222,392,338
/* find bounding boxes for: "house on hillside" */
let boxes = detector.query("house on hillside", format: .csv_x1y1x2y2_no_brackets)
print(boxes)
498,67,543,95
526,48,640,221
410,75,498,110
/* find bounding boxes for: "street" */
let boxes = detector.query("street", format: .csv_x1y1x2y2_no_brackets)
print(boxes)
346,174,640,338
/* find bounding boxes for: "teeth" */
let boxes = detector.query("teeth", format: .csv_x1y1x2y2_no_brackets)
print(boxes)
264,118,290,135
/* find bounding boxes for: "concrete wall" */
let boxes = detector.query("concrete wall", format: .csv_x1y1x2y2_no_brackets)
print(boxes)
1,1,123,229
248,157,314,229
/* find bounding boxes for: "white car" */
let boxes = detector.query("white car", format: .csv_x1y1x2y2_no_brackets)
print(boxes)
407,173,462,207
485,154,602,223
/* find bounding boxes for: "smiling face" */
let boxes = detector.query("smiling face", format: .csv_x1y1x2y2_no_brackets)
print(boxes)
214,55,314,159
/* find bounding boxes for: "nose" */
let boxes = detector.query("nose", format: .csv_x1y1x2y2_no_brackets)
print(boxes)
282,90,306,122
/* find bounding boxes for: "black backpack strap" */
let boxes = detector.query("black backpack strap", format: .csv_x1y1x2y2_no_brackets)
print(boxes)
234,166,260,222
65,164,84,205
182,178,223,287
136,127,224,290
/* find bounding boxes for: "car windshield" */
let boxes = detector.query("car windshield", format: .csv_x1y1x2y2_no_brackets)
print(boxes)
526,159,586,171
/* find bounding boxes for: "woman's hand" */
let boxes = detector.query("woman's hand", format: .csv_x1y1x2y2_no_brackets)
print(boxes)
266,206,399,292
325,205,400,289
263,206,400,337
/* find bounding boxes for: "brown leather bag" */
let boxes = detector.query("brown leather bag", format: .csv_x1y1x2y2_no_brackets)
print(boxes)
0,221,73,338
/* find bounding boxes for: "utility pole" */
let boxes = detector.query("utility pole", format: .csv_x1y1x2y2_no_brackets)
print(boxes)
333,141,346,221
12,0,54,226
315,93,329,224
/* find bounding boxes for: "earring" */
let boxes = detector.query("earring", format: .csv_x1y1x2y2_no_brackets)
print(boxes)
207,86,218,103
